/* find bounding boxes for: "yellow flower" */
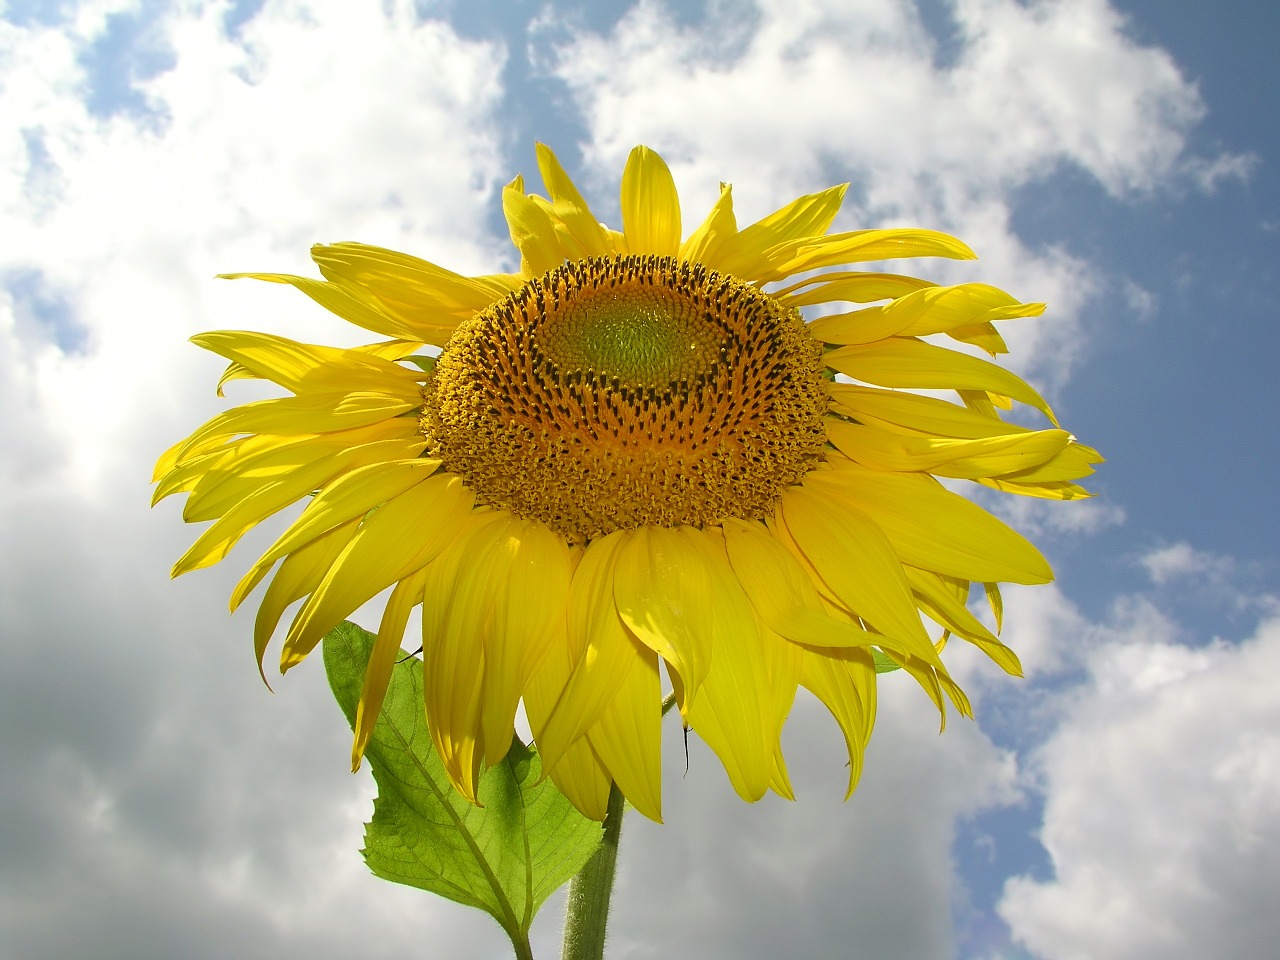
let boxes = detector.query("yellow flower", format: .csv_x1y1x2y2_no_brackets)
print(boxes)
154,145,1100,822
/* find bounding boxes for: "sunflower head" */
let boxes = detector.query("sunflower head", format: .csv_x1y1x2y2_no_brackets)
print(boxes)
424,254,829,543
154,142,1101,823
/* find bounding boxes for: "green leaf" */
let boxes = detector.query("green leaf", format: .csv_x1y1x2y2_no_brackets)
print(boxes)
323,621,603,952
872,647,903,673
403,354,436,373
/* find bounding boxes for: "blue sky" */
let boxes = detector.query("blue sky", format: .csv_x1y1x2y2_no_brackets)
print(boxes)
2,2,1277,959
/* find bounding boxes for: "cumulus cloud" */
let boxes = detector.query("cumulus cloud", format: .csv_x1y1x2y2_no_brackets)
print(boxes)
1,2,1262,959
999,614,1280,960
1140,541,1234,586
928,549,1280,960
601,678,1023,960
0,2,1043,944
1120,277,1158,322
1,2,517,957
1136,542,1276,618
1,0,510,483
550,0,1235,206
545,0,1250,391
993,494,1127,541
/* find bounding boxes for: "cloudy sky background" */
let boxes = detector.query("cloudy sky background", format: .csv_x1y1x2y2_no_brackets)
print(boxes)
2,1,1277,958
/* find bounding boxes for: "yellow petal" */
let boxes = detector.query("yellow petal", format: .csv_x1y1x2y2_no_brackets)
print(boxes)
769,745,795,801
678,529,800,802
903,566,1021,676
683,621,800,803
419,527,499,803
522,596,574,750
479,515,573,768
311,242,519,325
807,464,1053,584
503,180,564,277
252,518,360,681
171,437,426,577
882,648,972,726
771,228,976,277
975,477,1095,500
779,485,939,664
775,271,935,308
183,425,420,523
809,283,1042,346
280,473,475,671
710,185,848,278
799,646,877,798
214,360,255,395
829,384,1030,440
961,388,1003,418
543,736,612,822
947,321,1008,356
522,569,617,819
535,143,611,259
153,433,194,483
218,272,451,345
679,182,737,265
419,513,509,800
191,330,423,397
165,426,255,470
533,532,639,772
986,582,1004,633
937,668,972,719
174,391,420,462
620,145,681,257
987,441,1102,482
585,641,664,822
722,518,879,650
808,306,925,346
612,526,719,702
352,566,429,770
350,339,427,361
826,337,1057,424
230,458,444,610
824,418,1072,480
153,441,242,504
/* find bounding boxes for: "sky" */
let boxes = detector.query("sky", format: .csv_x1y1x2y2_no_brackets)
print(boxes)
1,1,1277,958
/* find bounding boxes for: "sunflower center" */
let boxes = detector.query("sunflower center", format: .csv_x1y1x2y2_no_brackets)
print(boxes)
422,255,828,542
539,282,720,386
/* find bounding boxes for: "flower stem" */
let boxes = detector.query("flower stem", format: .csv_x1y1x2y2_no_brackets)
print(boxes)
509,930,536,960
560,782,626,960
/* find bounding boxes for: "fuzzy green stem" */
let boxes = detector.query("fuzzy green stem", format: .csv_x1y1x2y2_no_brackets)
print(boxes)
508,930,536,960
560,783,626,960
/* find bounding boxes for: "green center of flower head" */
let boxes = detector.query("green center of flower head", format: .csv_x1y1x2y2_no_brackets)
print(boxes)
422,255,829,543
538,282,721,387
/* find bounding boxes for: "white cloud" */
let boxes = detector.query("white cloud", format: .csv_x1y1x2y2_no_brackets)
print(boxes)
946,0,1204,197
2,0,510,483
1,2,1265,959
1136,542,1276,618
977,582,1094,683
1140,541,1233,586
551,0,1226,210
601,677,1023,960
0,2,515,957
1,3,1032,956
999,615,1280,960
994,494,1128,541
547,0,1248,392
1120,278,1158,321
1181,149,1259,194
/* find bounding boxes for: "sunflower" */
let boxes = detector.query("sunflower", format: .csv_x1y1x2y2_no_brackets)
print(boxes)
154,144,1100,823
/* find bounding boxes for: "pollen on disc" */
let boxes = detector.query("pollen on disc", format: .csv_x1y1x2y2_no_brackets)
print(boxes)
422,255,829,542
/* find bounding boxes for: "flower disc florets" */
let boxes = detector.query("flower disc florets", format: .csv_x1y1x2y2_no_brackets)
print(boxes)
422,255,829,542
